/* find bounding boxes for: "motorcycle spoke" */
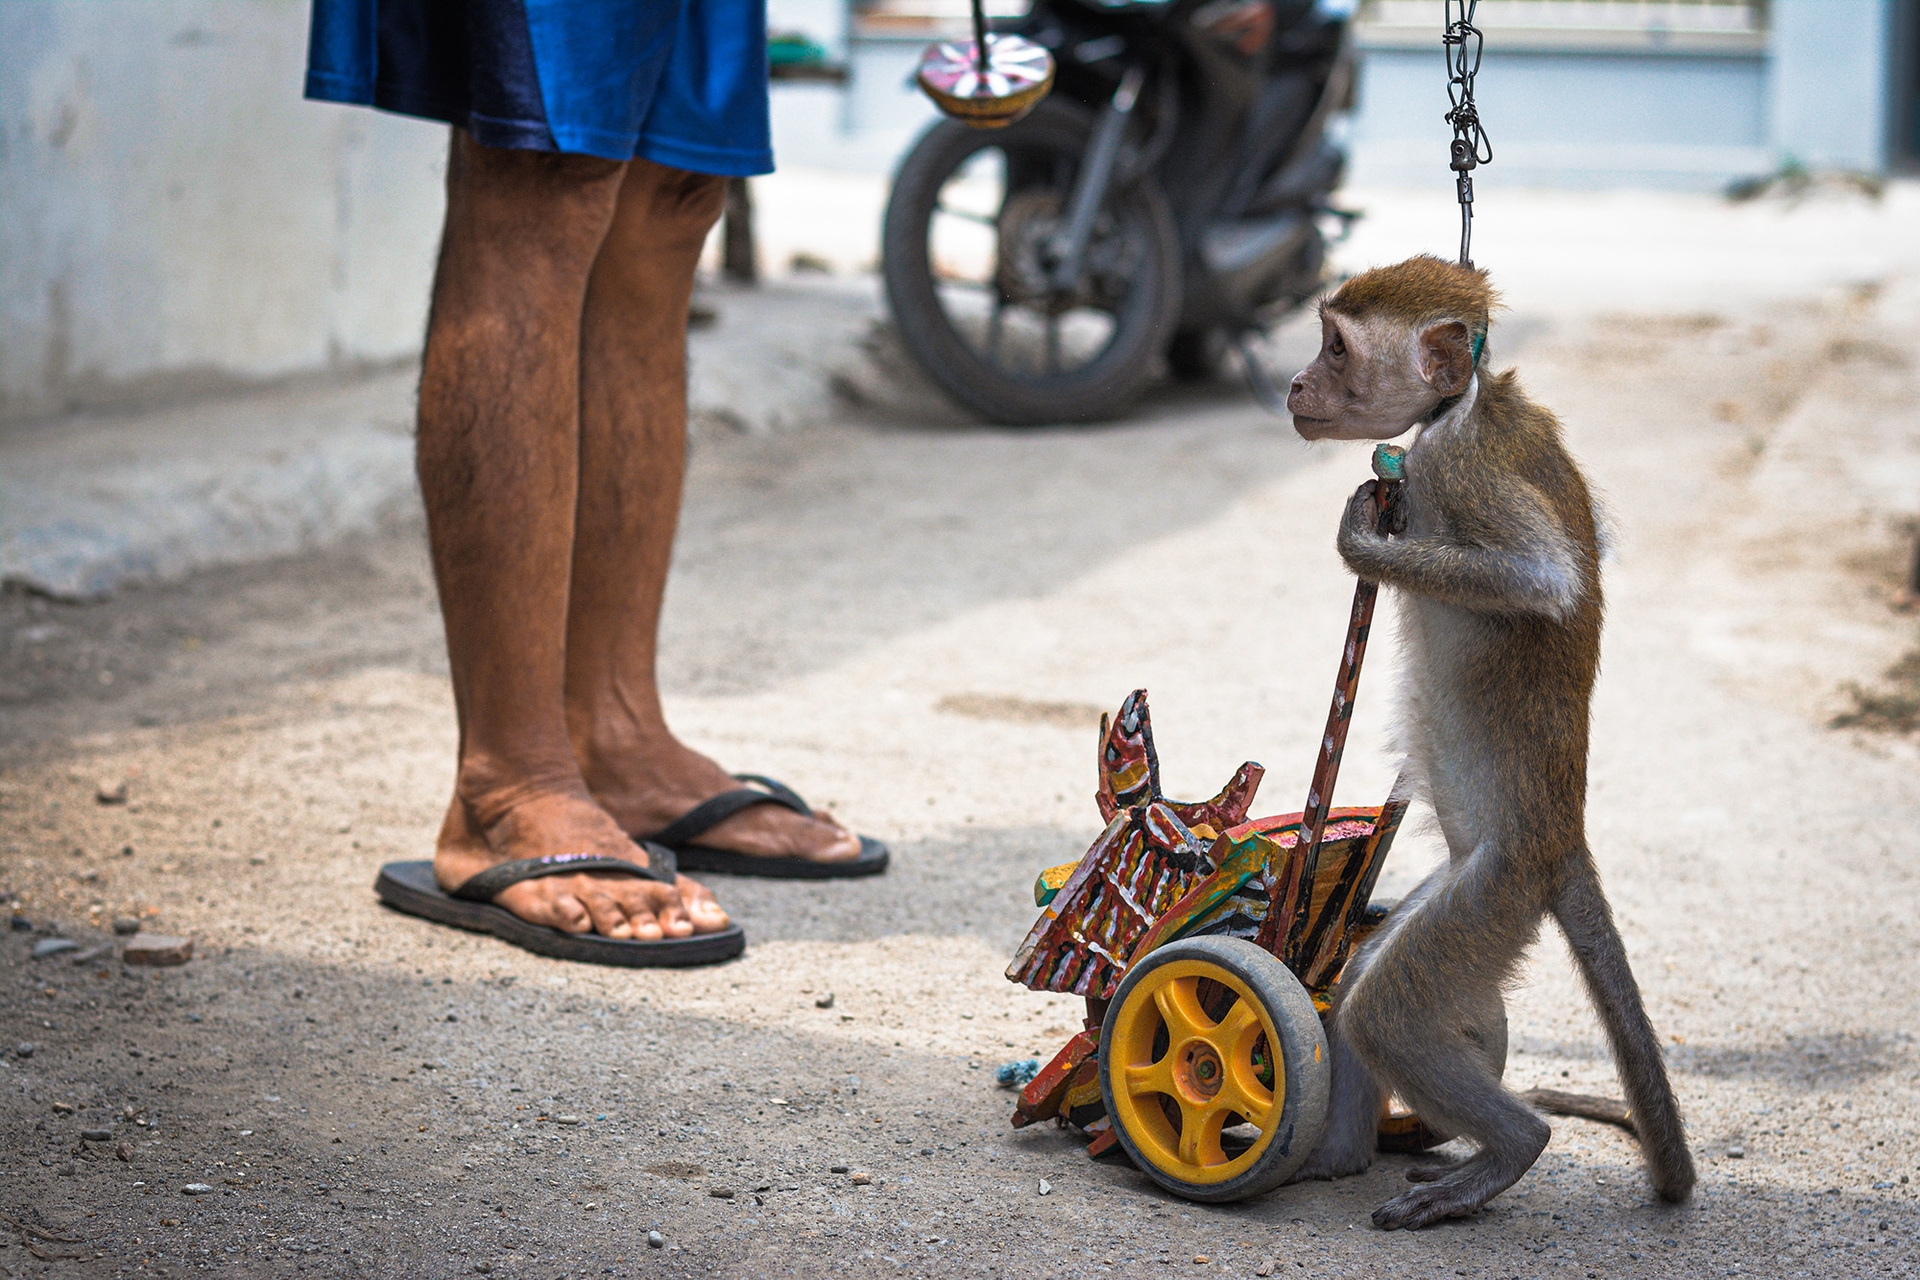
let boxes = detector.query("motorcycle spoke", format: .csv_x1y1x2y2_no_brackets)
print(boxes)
986,299,1007,362
935,203,998,227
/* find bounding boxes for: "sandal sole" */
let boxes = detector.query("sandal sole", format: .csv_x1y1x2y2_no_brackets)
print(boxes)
374,860,745,967
667,835,891,880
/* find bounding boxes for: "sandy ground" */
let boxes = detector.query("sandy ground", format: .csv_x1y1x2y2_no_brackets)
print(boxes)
4,185,1920,1280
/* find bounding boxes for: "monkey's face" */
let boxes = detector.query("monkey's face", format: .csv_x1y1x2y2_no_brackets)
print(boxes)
1288,311,1471,441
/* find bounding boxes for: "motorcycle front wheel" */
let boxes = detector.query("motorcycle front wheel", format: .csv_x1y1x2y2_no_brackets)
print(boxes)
882,100,1181,426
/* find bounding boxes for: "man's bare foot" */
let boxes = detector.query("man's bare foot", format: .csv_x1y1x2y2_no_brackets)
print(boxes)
433,789,731,940
582,735,863,865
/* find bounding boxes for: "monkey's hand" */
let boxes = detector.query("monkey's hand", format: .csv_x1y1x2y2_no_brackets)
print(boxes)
1338,479,1586,621
1337,481,1390,565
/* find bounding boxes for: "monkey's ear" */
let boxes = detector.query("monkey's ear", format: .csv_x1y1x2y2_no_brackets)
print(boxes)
1417,320,1475,397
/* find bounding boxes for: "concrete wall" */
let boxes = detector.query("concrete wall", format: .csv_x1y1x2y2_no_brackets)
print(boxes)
1,0,447,426
0,0,867,425
1769,0,1898,169
1348,44,1770,189
2,0,1907,423
1351,0,1902,190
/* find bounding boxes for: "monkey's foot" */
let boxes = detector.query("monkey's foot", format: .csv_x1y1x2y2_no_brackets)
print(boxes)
1371,1152,1521,1230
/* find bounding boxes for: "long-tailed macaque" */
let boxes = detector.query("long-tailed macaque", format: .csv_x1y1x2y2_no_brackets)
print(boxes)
1284,255,1694,1229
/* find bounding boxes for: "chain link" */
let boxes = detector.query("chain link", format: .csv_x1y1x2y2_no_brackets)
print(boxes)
1443,1,1492,267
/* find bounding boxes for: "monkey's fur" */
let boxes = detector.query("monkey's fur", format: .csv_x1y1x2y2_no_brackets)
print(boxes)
1283,256,1695,1229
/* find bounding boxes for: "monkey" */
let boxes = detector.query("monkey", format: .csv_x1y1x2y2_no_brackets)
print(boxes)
1281,255,1694,1229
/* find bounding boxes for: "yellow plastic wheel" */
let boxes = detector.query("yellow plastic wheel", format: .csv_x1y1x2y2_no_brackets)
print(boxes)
1100,936,1328,1202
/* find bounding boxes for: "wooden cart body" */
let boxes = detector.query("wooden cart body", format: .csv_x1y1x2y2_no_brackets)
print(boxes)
1004,690,1408,1155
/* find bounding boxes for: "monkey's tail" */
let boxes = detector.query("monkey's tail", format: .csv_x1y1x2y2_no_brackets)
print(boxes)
1550,856,1696,1203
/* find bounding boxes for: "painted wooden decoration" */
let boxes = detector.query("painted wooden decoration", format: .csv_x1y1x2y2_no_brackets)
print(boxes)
1005,691,1265,1000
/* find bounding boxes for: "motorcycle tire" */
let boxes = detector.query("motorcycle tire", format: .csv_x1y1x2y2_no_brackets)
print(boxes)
882,100,1181,426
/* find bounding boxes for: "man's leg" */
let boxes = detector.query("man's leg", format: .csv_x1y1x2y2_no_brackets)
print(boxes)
566,158,859,864
421,132,728,939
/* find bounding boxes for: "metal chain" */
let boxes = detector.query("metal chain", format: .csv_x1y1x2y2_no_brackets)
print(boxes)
1443,0,1492,267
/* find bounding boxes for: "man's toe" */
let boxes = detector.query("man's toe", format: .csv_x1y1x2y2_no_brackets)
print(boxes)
550,893,593,934
581,891,634,939
674,876,731,932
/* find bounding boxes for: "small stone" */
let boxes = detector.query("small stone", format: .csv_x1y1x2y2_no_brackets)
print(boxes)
815,992,835,1009
708,1188,735,1200
1726,1145,1745,1159
81,1128,111,1142
116,1142,133,1162
33,938,79,959
96,779,129,805
14,1043,32,1059
1255,1267,1274,1278
112,917,141,936
123,935,193,966
473,1264,492,1275
1037,1178,1052,1196
647,1230,665,1249
850,1172,872,1186
1193,1256,1210,1265
58,1162,77,1176
10,916,32,932
70,944,113,965
183,1183,214,1195
555,1115,581,1126
52,1101,73,1113
830,1164,850,1174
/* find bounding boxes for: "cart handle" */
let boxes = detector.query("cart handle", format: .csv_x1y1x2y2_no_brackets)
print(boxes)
1261,443,1405,965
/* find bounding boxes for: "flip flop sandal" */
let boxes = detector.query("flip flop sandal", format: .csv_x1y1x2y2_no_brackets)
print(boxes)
640,773,890,880
374,845,745,967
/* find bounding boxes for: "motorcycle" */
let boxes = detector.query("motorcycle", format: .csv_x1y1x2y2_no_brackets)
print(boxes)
881,0,1356,425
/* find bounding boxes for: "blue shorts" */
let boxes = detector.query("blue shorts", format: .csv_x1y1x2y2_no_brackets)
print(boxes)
304,0,772,176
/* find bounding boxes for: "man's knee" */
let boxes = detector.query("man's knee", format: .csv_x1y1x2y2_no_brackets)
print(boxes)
625,159,729,233
447,130,627,239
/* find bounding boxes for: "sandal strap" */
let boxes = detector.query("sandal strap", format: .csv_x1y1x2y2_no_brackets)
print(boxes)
644,775,811,848
450,846,678,903
730,773,811,811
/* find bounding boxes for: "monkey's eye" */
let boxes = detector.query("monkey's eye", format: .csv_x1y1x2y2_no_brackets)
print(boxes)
1329,331,1346,359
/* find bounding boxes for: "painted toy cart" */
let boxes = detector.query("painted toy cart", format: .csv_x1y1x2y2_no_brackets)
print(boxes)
1004,446,1447,1203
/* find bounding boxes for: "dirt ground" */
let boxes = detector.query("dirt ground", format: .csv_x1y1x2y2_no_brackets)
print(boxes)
5,198,1920,1279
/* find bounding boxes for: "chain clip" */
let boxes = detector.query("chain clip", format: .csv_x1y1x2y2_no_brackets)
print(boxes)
1443,1,1492,267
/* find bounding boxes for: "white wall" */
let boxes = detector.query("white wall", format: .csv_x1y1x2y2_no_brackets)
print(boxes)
1,0,447,425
